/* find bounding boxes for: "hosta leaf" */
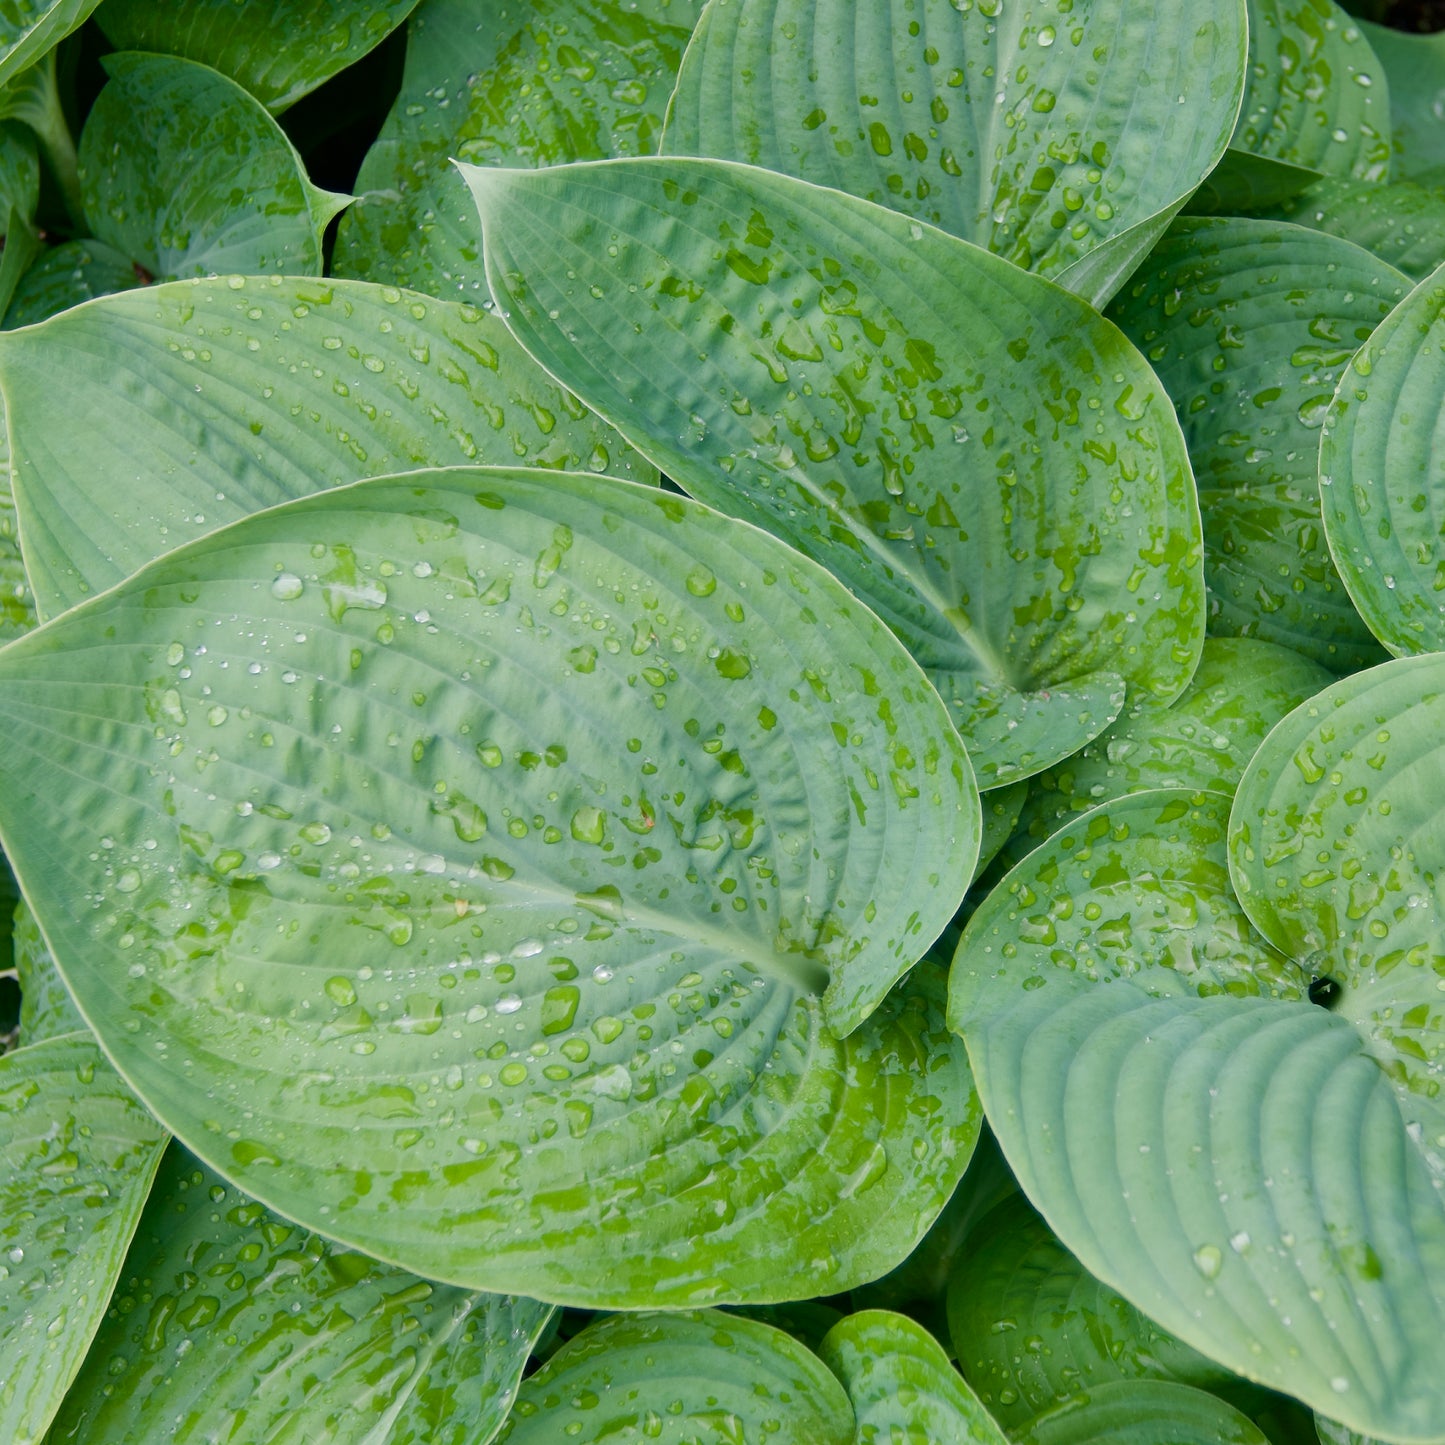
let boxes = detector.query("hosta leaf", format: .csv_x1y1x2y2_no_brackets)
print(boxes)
77,53,349,283
1106,216,1403,671
1229,655,1445,1183
1190,149,1324,214
1358,21,1445,185
819,1308,1009,1445
498,1310,853,1442
47,1146,551,1445
0,1034,167,1445
0,467,981,1304
0,46,81,225
333,0,705,299
96,0,424,113
1007,637,1332,865
465,157,1205,787
1318,260,1445,654
1263,176,1445,283
946,1196,1241,1431
0,275,656,618
0,0,103,93
14,898,82,1045
2,239,141,331
661,0,1247,307
1020,1380,1270,1445
1230,0,1390,181
951,788,1445,1440
0,118,35,226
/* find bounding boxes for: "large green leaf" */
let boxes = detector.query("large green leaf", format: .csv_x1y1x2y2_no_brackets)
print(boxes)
0,0,103,93
1229,0,1390,181
1262,176,1445,282
951,788,1445,1439
1106,216,1403,671
47,1145,551,1445
661,0,1247,307
77,53,349,283
96,0,424,113
1229,655,1445,1186
333,0,705,299
0,274,656,618
1006,637,1331,866
1,239,141,331
0,1034,167,1445
1318,260,1445,655
1020,1380,1271,1445
464,157,1205,787
499,1309,854,1442
819,1308,1009,1444
946,1196,1243,1431
1358,21,1445,186
0,467,981,1305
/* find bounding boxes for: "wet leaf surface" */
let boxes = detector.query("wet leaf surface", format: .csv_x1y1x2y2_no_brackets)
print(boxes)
466,156,1205,786
0,467,981,1305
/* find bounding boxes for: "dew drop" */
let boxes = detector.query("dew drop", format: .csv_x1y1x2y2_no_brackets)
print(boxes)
1192,1244,1223,1278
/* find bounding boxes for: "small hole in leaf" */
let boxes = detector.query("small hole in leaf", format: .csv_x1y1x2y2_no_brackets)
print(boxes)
1308,975,1342,1009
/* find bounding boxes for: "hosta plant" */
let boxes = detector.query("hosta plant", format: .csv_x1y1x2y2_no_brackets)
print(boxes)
0,1,1441,1443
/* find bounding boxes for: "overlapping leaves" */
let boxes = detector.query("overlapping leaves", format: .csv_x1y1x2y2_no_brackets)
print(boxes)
950,654,1445,1439
1319,257,1445,655
0,275,656,616
1107,216,1402,670
0,0,1442,1440
335,0,705,297
77,53,348,284
96,0,423,113
48,1146,551,1445
1003,635,1331,869
0,1035,167,1445
662,0,1247,306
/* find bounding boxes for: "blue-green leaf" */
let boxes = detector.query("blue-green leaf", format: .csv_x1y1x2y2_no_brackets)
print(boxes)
0,275,656,618
663,0,1247,307
464,156,1205,786
820,1308,1009,1444
499,1309,854,1442
952,786,1445,1439
78,53,349,282
96,0,424,113
1107,217,1403,670
0,467,981,1305
0,1034,167,1445
1318,259,1445,654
